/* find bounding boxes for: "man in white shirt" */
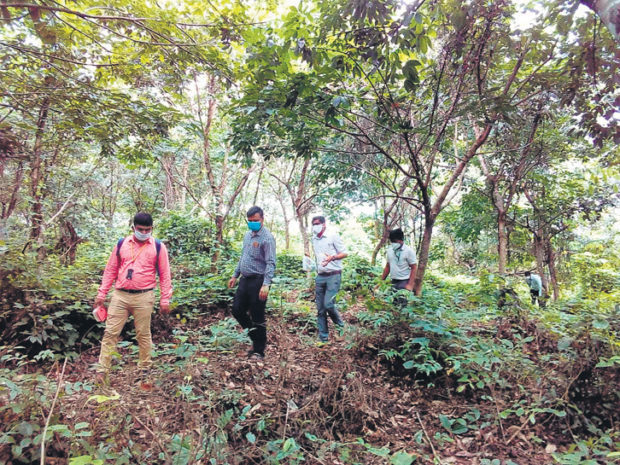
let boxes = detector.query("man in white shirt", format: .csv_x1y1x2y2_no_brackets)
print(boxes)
310,215,347,346
524,271,544,306
380,228,417,291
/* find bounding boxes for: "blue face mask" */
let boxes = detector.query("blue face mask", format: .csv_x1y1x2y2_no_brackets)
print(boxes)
247,221,261,232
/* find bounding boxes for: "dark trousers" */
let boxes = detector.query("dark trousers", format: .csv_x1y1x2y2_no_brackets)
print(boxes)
232,275,267,355
391,279,409,307
391,279,409,290
530,289,545,307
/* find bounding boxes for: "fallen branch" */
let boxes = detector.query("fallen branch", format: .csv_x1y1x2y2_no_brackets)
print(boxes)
119,405,171,462
415,410,439,462
40,358,67,465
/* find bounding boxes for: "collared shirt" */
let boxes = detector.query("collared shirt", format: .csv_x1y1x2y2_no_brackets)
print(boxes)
386,243,417,280
311,229,346,274
233,226,276,285
97,235,173,305
526,274,543,296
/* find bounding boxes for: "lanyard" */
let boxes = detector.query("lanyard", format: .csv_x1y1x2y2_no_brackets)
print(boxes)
130,240,149,265
394,244,404,262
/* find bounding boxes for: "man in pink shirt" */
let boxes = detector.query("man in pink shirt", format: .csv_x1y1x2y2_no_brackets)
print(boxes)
94,212,172,378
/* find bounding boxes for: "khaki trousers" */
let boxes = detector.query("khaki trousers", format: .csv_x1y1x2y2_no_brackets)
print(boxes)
98,289,154,370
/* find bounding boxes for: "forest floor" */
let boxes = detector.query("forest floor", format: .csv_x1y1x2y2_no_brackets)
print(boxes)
8,291,590,465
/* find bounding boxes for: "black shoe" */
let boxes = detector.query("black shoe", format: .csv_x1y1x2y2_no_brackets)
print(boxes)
249,352,265,360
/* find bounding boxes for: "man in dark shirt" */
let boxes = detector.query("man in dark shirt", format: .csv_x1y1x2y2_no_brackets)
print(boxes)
228,206,276,360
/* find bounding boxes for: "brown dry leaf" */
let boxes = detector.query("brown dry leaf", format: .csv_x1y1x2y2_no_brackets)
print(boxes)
248,403,262,415
545,444,557,454
319,367,331,374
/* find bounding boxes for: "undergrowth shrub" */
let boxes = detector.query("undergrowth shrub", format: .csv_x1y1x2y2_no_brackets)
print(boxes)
0,244,108,359
342,255,380,293
355,272,619,448
157,212,215,255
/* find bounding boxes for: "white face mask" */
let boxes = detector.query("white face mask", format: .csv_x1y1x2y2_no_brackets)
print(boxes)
134,228,152,241
391,242,402,250
312,224,323,235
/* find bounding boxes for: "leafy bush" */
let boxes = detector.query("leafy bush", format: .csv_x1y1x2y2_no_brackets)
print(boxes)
0,245,107,359
157,212,215,255
572,243,619,296
342,255,381,293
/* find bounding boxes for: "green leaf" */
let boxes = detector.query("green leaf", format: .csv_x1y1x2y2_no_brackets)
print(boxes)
438,414,452,432
592,319,609,329
246,432,256,443
69,456,104,465
87,393,120,404
390,451,415,465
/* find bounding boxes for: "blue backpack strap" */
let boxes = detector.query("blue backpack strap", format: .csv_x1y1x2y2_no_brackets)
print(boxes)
155,239,161,276
116,238,125,265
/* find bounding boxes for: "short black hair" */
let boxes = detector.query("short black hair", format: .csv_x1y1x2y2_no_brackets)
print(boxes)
389,228,404,242
311,215,326,224
246,206,264,218
133,212,153,227
524,271,531,277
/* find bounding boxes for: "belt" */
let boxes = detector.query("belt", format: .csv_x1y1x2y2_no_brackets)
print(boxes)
318,270,342,277
117,288,154,294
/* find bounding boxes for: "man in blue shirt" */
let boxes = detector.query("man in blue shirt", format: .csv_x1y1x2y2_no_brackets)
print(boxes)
228,206,276,360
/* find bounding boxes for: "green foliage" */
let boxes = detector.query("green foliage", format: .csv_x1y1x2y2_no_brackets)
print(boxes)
442,190,495,244
0,244,106,358
275,252,307,280
0,372,94,463
552,431,620,465
342,255,381,293
571,241,619,296
157,212,215,255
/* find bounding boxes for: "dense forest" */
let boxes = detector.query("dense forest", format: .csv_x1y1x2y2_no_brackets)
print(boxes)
0,0,619,463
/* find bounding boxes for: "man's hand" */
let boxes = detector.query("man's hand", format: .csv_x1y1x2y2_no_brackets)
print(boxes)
321,255,333,267
259,285,270,301
160,303,171,315
405,284,414,292
228,277,237,289
94,297,104,308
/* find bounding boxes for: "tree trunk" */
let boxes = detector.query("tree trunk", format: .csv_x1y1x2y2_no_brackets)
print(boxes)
275,193,290,250
497,210,508,274
212,214,225,265
532,232,549,294
295,212,310,256
581,0,620,41
371,228,390,266
179,159,189,208
1,160,24,220
29,97,50,242
162,153,176,210
546,240,560,300
414,215,435,296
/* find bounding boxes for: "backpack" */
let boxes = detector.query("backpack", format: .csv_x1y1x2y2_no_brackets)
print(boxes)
116,237,162,276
